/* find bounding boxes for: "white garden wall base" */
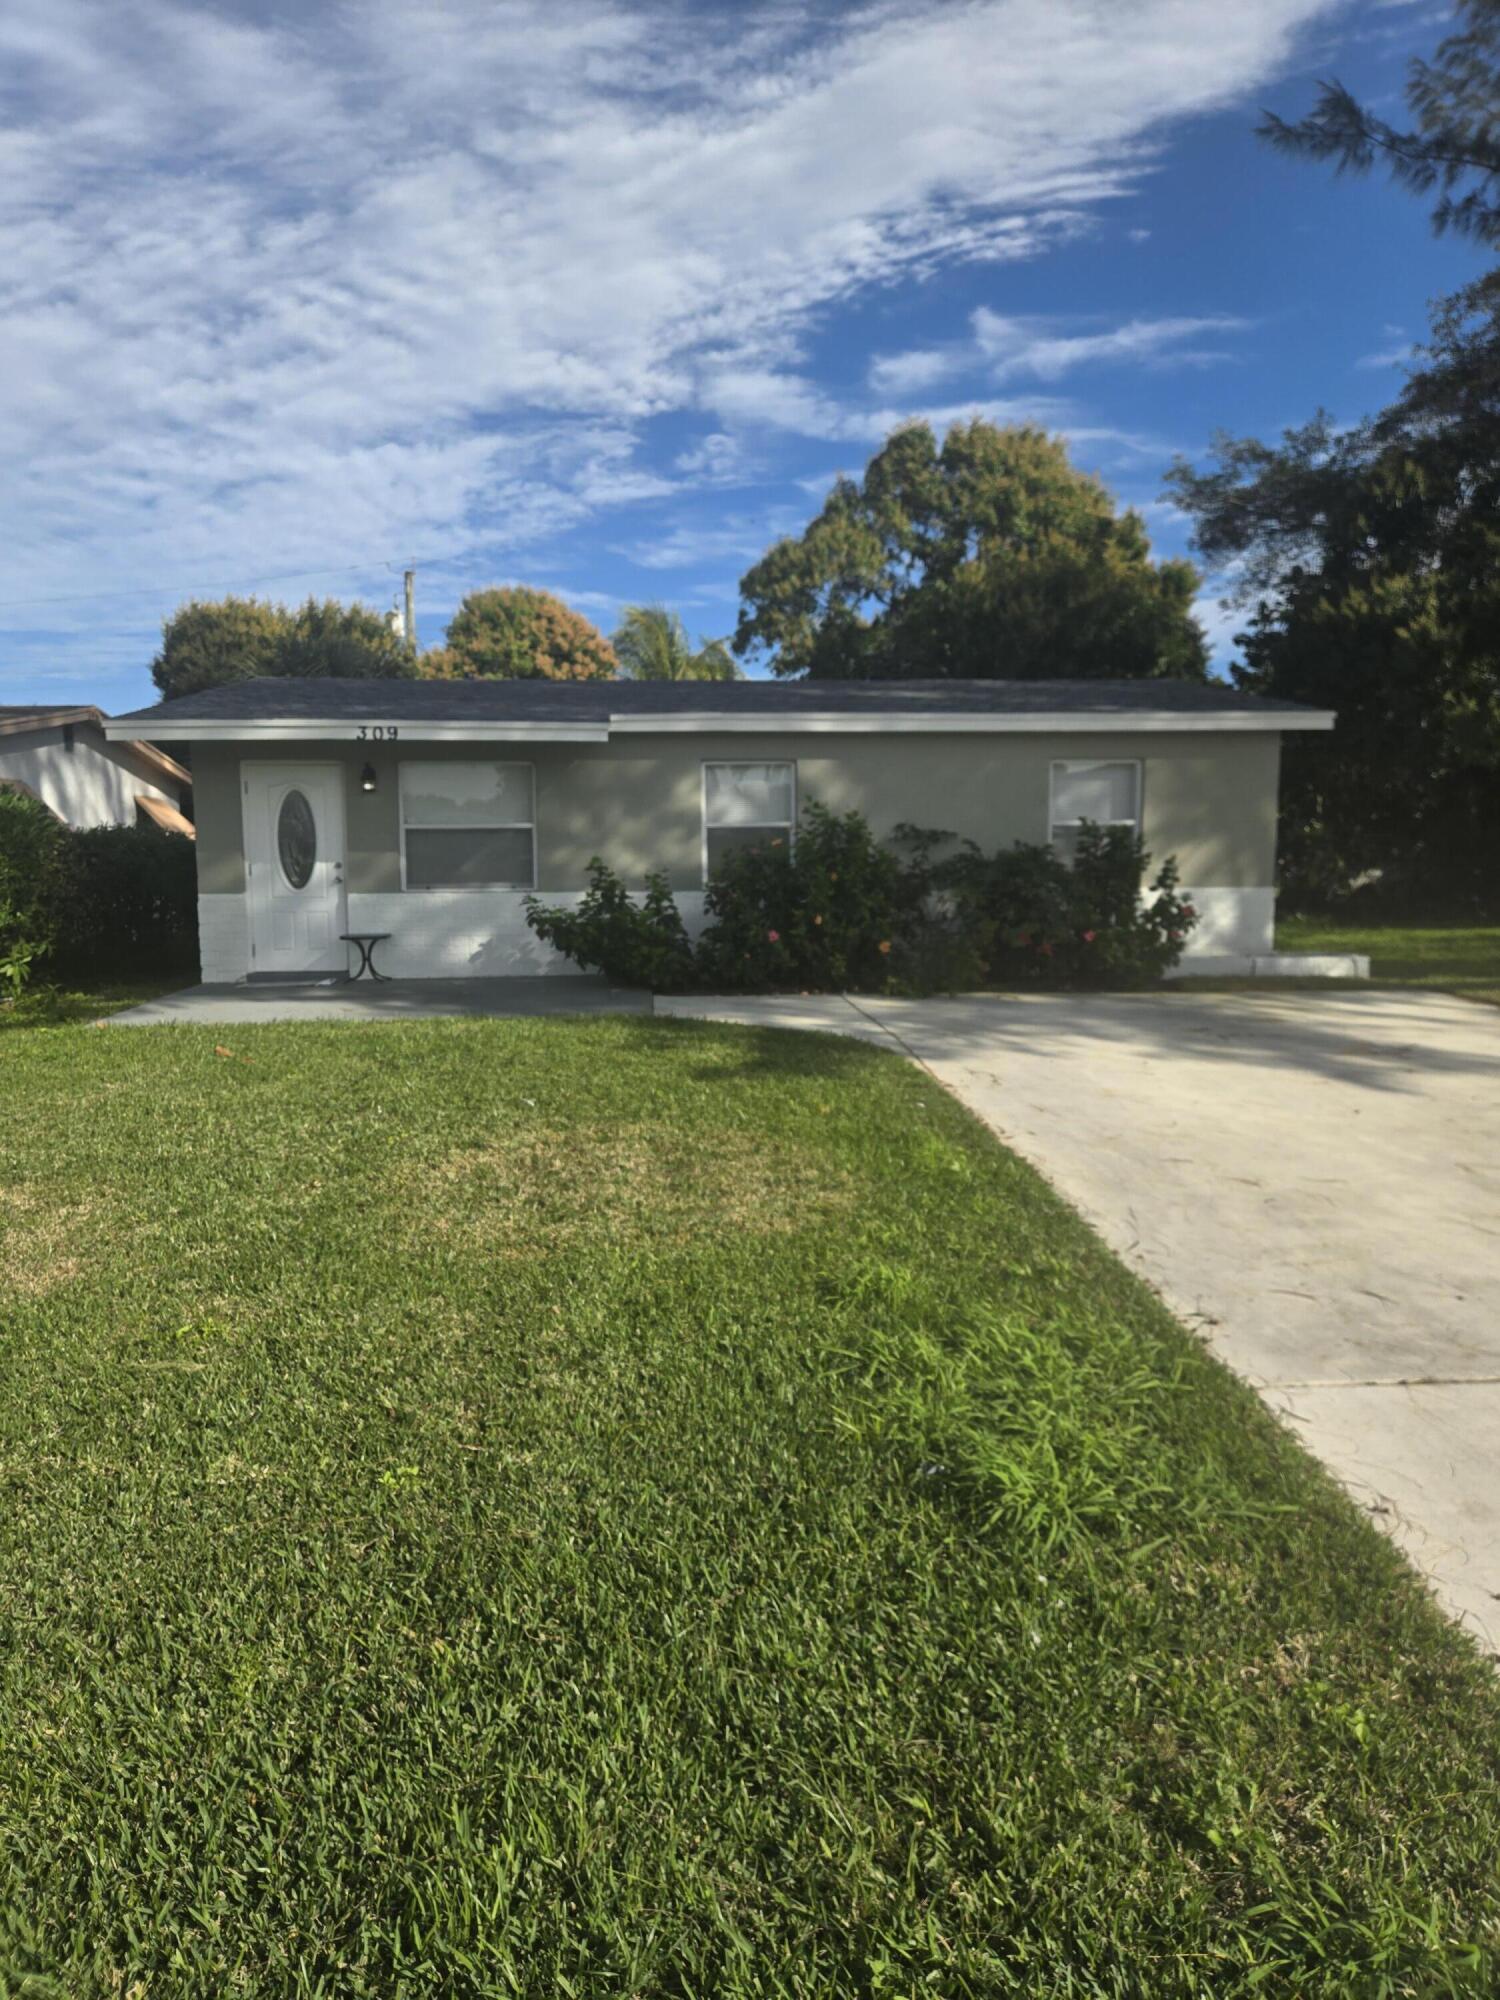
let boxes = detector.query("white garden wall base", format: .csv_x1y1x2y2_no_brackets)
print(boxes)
1167,953,1371,981
1174,885,1274,959
201,883,1354,984
199,888,709,982
340,889,711,979
197,894,250,983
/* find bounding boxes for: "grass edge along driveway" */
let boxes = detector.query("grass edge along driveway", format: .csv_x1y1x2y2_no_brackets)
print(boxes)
1,1015,1497,1998
1277,917,1500,1008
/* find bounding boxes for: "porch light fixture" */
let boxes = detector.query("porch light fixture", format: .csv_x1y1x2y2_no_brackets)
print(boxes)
359,762,378,793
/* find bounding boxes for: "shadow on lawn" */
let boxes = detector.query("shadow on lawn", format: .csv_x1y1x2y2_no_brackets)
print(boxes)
647,1012,898,1083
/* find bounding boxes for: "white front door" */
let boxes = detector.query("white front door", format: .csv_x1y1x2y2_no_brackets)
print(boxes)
243,763,348,976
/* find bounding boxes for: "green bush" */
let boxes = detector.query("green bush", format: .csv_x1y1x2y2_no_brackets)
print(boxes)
523,805,1197,994
695,802,906,992
0,789,66,1000
51,824,199,978
935,822,1197,988
524,862,696,990
0,796,197,992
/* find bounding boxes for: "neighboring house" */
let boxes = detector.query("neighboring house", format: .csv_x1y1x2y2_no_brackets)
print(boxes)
104,676,1334,983
0,704,193,834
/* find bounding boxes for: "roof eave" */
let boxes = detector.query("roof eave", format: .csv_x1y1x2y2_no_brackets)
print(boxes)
101,718,612,744
103,708,1334,741
122,738,193,785
0,705,103,741
606,709,1335,734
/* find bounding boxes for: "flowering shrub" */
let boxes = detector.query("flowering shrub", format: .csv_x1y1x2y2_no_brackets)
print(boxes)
694,803,905,992
934,822,1197,988
523,807,1197,993
524,861,696,991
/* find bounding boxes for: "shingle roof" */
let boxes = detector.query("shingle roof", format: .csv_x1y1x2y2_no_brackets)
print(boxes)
112,675,1320,726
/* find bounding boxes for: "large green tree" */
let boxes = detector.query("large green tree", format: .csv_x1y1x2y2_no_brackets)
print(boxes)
152,596,413,700
1260,0,1500,244
733,421,1207,682
1167,273,1500,908
611,604,738,681
422,587,616,681
1166,6,1500,910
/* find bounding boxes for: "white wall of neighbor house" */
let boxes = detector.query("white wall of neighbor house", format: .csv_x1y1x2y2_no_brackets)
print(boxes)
0,723,178,829
190,730,1283,980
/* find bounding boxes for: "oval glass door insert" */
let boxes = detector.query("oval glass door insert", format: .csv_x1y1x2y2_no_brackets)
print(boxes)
276,789,317,889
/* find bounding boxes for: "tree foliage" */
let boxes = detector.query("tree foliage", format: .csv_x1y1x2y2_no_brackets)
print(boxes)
611,604,738,681
423,588,616,681
0,786,66,998
1166,271,1500,909
1260,0,1500,244
733,421,1207,682
152,596,413,700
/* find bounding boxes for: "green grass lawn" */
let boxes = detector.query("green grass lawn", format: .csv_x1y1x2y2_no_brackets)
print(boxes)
2,1017,1497,1997
0,976,187,1033
1277,916,1500,1007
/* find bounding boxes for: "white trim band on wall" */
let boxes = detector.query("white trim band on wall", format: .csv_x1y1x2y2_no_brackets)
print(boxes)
107,710,1334,744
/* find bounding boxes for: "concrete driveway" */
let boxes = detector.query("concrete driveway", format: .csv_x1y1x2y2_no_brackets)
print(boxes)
658,988,1500,1649
104,976,650,1024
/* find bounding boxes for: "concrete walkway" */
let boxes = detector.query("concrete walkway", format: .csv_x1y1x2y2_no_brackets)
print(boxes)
658,988,1500,1649
105,976,650,1023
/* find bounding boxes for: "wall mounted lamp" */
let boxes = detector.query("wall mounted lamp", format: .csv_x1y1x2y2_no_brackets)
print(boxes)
359,762,378,793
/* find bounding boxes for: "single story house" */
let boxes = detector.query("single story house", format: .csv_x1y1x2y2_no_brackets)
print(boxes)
104,676,1335,983
0,703,193,834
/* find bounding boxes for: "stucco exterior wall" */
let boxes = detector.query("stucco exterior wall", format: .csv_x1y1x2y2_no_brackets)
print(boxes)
193,730,1280,895
0,723,178,829
189,729,1282,977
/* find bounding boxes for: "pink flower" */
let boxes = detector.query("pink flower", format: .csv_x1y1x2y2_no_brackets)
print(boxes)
1017,931,1031,947
1082,929,1097,943
1182,903,1197,918
1040,942,1054,957
767,929,781,943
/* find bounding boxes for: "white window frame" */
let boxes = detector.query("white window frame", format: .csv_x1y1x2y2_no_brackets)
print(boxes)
398,760,537,891
701,760,797,885
1047,759,1143,857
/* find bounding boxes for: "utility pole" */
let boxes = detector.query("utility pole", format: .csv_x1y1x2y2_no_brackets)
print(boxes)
403,568,416,654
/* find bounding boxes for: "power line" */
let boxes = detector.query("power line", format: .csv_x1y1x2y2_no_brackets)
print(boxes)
0,549,470,616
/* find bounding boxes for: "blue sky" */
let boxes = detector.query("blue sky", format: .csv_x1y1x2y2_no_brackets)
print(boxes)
0,0,1486,710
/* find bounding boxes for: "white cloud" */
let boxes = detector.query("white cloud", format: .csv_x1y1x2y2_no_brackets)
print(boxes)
867,347,966,397
1127,226,1153,243
1356,343,1416,370
0,0,1339,692
614,517,798,573
972,308,1250,380
1192,577,1250,667
674,432,748,480
862,309,1249,418
695,362,1073,442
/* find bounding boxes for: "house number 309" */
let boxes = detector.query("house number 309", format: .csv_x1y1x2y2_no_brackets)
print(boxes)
355,726,399,741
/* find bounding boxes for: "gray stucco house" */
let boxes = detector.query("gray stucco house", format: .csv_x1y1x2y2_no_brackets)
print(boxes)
105,676,1334,983
0,703,192,834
